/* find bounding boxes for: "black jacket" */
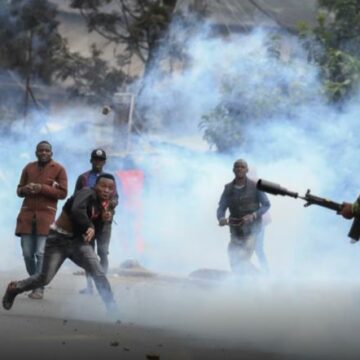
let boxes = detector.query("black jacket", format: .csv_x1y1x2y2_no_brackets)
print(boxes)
63,188,105,237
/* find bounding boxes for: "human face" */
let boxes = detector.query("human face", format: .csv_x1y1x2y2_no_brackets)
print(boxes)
36,143,52,164
91,158,106,173
95,178,115,201
233,161,248,179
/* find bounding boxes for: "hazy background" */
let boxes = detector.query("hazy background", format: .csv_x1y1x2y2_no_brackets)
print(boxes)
2,4,360,358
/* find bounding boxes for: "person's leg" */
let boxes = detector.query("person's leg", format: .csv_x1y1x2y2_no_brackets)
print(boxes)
34,235,47,273
70,241,117,312
2,231,68,310
227,240,244,273
79,239,96,295
255,226,269,272
96,223,112,273
228,233,257,274
20,234,36,275
29,235,48,299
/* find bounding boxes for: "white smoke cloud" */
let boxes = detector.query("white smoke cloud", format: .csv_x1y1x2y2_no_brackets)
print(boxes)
2,13,360,358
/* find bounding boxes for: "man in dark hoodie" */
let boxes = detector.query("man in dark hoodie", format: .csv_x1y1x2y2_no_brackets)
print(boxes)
2,173,117,313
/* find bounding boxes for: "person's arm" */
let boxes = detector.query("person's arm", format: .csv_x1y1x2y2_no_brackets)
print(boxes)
73,175,84,195
38,167,68,200
70,188,95,235
254,191,271,219
16,167,29,197
217,185,229,225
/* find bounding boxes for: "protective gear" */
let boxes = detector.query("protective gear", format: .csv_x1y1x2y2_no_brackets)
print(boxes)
340,202,354,219
219,218,228,226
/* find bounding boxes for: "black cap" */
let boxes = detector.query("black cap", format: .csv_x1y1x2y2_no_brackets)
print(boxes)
91,148,106,160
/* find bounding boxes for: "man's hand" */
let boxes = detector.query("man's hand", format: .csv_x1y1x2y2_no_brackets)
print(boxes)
83,227,95,243
109,198,117,209
218,218,228,226
23,183,42,194
241,213,257,224
340,202,354,219
31,183,42,194
22,184,34,195
102,210,113,222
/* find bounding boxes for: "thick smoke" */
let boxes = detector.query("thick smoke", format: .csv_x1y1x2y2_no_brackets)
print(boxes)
128,23,360,281
2,10,360,358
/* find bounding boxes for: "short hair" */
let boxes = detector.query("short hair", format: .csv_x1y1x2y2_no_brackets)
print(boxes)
233,159,248,168
36,140,52,150
96,173,115,184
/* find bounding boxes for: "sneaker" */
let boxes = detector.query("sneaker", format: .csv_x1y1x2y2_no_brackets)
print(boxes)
2,281,19,310
28,289,44,300
79,287,94,295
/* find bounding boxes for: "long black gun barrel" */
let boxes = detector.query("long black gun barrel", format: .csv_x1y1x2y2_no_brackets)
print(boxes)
257,179,299,198
257,178,360,242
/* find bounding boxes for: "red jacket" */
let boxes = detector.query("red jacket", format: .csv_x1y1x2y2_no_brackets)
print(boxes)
15,160,68,236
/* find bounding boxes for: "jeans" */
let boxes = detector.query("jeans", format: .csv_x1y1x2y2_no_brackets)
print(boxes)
16,230,116,310
84,222,112,290
20,234,47,276
96,222,112,273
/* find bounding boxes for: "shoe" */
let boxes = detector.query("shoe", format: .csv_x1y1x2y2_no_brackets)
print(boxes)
79,287,94,295
2,281,19,310
28,289,44,300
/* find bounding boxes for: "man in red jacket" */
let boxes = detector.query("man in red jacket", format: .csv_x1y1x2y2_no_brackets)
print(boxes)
15,141,68,300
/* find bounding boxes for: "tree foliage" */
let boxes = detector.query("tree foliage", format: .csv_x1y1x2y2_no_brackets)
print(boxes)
0,0,67,84
202,1,360,152
70,0,178,76
0,0,130,114
299,0,360,102
200,33,321,153
57,44,132,104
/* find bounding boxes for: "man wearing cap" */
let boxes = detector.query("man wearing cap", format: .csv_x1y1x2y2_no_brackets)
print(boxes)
74,148,118,294
217,159,270,274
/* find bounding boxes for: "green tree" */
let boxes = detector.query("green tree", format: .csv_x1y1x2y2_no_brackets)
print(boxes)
0,0,130,114
0,0,69,115
200,33,321,153
299,0,360,102
70,0,180,76
57,44,132,104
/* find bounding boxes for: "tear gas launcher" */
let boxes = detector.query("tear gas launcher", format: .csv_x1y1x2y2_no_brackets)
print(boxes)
256,179,360,242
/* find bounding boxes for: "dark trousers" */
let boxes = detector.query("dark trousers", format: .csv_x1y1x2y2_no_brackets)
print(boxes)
16,230,116,309
84,222,112,290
